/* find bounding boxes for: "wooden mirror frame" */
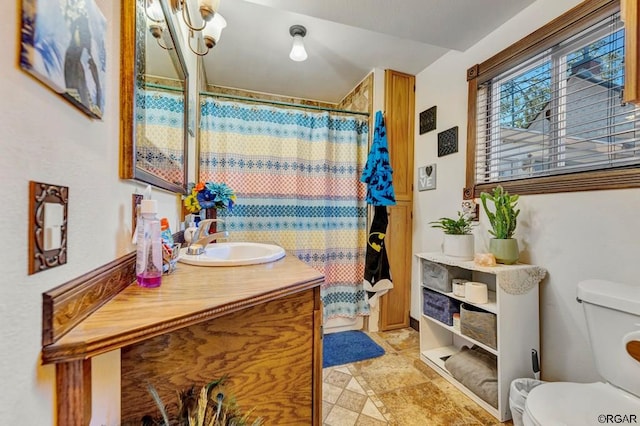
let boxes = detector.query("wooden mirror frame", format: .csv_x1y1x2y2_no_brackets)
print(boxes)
119,0,189,194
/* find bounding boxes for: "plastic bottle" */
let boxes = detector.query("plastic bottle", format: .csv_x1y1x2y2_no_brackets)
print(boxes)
160,217,174,246
136,199,162,288
184,219,198,244
160,218,174,274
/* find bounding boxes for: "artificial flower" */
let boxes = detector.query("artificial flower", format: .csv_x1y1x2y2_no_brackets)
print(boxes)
183,181,236,214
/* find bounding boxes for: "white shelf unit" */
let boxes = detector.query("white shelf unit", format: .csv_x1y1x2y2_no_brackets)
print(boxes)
416,252,545,422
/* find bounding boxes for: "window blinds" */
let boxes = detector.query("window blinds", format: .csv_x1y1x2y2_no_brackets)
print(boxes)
475,12,640,184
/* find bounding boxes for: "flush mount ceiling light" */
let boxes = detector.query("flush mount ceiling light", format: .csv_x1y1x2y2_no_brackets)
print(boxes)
289,25,308,62
168,0,227,56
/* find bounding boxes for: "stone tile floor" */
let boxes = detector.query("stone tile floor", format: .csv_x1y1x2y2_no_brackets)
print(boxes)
322,328,514,426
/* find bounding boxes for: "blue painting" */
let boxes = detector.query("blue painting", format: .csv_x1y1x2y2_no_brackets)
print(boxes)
20,0,107,119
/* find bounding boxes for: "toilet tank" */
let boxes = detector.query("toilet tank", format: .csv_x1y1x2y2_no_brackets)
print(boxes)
578,279,640,398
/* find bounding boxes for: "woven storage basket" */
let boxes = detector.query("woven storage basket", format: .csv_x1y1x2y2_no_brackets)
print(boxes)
460,303,497,349
422,287,460,326
421,260,471,293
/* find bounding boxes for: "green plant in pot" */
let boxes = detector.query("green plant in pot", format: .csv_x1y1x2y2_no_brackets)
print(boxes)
480,186,520,264
430,212,475,260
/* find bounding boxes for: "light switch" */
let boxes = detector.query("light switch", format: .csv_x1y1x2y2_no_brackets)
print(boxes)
44,202,64,250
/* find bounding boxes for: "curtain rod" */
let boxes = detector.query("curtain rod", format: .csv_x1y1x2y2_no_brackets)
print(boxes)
143,82,184,93
199,91,370,117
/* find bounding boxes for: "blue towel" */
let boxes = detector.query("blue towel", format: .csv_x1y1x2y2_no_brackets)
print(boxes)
360,111,396,206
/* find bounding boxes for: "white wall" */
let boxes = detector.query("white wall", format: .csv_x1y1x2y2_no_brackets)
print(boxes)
0,1,182,424
413,0,640,383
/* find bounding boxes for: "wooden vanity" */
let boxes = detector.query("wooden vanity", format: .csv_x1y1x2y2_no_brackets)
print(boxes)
41,253,324,425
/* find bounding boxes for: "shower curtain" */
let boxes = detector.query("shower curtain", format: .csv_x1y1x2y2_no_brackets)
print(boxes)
199,97,369,320
135,88,185,184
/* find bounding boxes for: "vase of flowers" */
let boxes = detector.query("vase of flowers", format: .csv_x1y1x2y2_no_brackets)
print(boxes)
184,182,236,214
184,182,236,231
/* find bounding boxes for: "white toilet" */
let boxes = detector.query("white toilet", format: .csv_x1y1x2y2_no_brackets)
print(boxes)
523,279,640,425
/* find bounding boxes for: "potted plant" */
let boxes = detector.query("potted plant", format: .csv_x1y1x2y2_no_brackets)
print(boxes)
430,212,475,260
480,185,520,264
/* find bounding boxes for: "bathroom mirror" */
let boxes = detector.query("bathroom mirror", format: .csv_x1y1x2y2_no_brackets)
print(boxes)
120,0,189,194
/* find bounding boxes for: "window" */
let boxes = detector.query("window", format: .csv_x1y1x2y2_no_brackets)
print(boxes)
466,0,640,197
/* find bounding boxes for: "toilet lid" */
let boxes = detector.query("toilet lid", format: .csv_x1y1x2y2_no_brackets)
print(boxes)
525,382,640,426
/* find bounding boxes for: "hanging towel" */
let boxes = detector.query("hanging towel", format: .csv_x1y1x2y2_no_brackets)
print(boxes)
360,111,396,206
363,206,394,307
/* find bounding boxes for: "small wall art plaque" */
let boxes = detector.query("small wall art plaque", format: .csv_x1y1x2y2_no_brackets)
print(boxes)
418,164,437,191
419,106,437,134
437,126,458,157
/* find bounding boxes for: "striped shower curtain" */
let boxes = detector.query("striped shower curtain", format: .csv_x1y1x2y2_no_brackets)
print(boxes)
135,88,185,185
199,97,369,320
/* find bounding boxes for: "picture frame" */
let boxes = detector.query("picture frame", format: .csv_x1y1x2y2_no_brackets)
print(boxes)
419,106,437,134
438,126,459,157
20,0,107,119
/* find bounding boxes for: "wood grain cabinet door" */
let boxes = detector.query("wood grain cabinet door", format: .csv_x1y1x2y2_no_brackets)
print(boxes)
380,70,415,330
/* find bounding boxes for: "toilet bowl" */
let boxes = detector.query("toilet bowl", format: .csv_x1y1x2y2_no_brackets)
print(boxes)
522,382,640,426
522,279,640,425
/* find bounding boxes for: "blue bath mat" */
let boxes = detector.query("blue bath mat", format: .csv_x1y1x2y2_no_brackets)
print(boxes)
323,330,385,368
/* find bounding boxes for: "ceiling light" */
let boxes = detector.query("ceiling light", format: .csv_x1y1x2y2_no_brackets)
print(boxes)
289,25,308,62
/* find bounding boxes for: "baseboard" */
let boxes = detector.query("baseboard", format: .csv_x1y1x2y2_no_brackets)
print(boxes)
409,316,419,332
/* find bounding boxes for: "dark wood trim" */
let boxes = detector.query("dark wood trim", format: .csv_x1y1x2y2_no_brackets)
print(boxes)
472,167,640,198
466,65,479,82
465,76,478,198
477,0,617,84
42,252,136,346
409,316,420,333
622,0,640,104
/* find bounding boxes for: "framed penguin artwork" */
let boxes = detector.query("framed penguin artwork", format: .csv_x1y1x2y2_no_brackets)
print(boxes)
20,0,107,119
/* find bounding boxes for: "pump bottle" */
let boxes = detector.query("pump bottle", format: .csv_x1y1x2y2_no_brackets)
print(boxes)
136,199,162,288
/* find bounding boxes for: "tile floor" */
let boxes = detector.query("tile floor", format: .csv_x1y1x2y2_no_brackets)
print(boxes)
322,328,513,426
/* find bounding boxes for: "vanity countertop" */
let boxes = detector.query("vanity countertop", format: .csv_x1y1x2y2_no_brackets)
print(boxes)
41,254,324,364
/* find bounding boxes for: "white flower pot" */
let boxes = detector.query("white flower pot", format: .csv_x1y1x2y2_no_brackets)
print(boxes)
443,234,474,260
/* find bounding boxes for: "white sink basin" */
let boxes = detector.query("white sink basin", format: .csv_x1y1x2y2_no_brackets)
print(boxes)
178,242,286,266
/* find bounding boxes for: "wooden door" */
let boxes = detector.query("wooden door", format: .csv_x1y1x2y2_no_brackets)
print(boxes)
379,70,415,330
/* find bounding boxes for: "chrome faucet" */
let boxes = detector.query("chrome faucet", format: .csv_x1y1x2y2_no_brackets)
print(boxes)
186,219,229,255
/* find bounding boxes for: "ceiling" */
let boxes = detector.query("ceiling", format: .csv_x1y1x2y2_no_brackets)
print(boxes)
202,0,537,104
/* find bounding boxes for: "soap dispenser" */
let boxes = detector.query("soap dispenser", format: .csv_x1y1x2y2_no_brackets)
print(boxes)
184,217,198,245
136,199,162,288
